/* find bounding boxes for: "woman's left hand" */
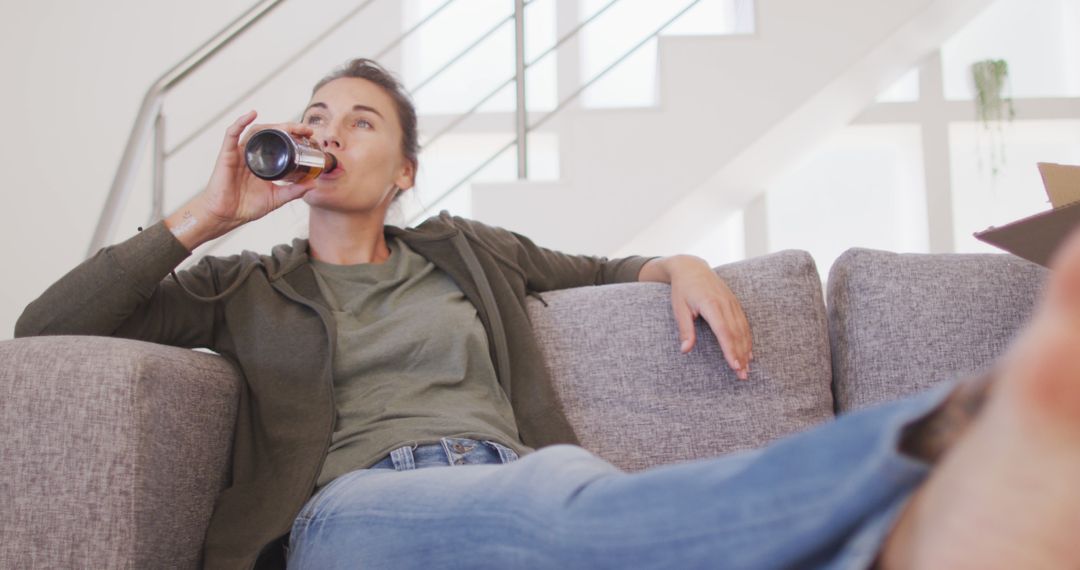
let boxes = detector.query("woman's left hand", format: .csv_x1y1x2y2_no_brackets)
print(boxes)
659,257,753,380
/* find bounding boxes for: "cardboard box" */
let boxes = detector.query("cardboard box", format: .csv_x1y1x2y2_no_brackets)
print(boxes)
974,162,1080,267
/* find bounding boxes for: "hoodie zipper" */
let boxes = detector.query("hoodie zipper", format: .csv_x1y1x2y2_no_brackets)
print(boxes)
247,278,339,570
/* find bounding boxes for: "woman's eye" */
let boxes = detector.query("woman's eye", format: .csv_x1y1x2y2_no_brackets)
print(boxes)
301,116,369,128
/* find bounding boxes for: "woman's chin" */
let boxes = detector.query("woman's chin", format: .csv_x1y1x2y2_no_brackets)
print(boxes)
303,192,384,216
302,184,343,204
301,190,343,211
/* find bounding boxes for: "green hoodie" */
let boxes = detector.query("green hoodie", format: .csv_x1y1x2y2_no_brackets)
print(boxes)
15,210,658,570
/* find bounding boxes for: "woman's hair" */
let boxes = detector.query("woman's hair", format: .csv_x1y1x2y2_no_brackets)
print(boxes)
312,58,420,181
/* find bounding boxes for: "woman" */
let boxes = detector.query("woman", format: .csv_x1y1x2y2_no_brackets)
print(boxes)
17,58,1080,570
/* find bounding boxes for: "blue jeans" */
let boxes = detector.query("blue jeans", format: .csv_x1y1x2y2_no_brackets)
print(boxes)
287,382,955,569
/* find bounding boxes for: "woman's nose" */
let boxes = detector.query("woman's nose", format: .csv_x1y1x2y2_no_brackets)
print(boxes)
319,135,342,150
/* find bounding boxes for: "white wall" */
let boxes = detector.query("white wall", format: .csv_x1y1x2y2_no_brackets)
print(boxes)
0,0,251,340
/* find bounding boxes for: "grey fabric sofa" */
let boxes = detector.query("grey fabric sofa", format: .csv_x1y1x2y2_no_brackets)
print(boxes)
0,248,1048,568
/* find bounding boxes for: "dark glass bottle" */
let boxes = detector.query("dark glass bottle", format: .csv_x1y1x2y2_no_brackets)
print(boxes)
244,128,338,186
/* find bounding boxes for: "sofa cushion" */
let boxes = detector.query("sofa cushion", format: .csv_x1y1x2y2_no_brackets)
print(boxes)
0,336,240,570
827,248,1048,414
527,250,834,472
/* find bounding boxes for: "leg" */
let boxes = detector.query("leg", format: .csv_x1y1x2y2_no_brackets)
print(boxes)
286,385,954,570
879,228,1080,569
286,229,1080,570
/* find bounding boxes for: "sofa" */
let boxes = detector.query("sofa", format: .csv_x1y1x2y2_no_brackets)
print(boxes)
0,247,1048,568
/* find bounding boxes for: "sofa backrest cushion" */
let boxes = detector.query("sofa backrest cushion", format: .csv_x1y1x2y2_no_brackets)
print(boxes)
527,250,834,472
827,248,1048,414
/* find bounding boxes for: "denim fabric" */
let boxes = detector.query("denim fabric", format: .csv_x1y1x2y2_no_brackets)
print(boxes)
364,437,521,471
287,383,955,570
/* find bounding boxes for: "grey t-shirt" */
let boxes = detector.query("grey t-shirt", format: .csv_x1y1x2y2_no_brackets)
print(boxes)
310,236,534,491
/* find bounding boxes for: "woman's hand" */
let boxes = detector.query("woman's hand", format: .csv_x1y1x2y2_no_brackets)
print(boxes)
202,111,318,230
640,256,754,380
165,111,318,251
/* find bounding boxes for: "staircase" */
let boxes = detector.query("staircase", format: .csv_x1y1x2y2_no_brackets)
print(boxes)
470,0,995,258
100,0,997,269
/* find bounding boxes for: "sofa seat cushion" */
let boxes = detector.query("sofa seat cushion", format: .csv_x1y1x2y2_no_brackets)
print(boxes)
527,250,834,472
827,248,1048,414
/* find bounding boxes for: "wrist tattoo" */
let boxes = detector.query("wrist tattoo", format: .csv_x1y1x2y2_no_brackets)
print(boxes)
171,211,198,237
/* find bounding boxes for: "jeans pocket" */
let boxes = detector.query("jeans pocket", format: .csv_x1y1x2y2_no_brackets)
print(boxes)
482,440,520,463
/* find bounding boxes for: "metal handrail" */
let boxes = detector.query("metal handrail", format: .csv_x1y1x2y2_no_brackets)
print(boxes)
88,0,285,256
167,0,534,246
166,0,384,159
411,13,514,95
532,0,704,132
92,0,716,259
168,0,460,159
177,0,603,175
170,0,634,263
419,0,621,152
93,0,468,257
514,0,528,179
371,0,457,62
406,0,706,226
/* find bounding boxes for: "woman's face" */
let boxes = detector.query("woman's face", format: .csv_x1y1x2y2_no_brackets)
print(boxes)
300,77,415,214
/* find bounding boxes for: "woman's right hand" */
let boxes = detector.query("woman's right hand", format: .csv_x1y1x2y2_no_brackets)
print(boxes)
200,110,317,231
165,111,318,252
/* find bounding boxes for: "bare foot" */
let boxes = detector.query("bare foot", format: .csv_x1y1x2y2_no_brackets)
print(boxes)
880,229,1080,570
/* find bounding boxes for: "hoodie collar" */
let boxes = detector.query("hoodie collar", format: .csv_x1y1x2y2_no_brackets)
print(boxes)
263,210,461,281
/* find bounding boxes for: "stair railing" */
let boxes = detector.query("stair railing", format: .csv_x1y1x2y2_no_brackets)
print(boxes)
404,0,706,226
90,0,719,258
89,0,286,257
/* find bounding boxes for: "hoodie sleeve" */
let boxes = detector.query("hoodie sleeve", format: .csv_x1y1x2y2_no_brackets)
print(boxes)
449,214,661,292
15,220,223,349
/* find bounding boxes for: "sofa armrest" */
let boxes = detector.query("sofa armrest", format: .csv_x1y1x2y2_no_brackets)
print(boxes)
0,336,241,569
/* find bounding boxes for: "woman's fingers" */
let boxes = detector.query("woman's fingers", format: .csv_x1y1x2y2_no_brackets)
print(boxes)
221,110,258,155
715,283,752,368
237,121,315,149
740,309,753,363
727,298,753,365
272,179,317,208
285,122,315,138
669,269,753,380
699,301,747,380
673,300,697,354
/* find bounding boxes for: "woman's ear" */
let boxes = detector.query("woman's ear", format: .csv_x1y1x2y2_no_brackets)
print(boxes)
395,159,416,191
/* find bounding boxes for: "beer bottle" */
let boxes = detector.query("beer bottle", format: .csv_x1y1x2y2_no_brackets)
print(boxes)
244,128,338,186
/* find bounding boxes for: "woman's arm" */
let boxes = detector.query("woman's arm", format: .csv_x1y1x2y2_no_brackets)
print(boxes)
450,216,752,378
450,215,660,289
638,255,753,380
13,221,219,347
15,111,315,346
